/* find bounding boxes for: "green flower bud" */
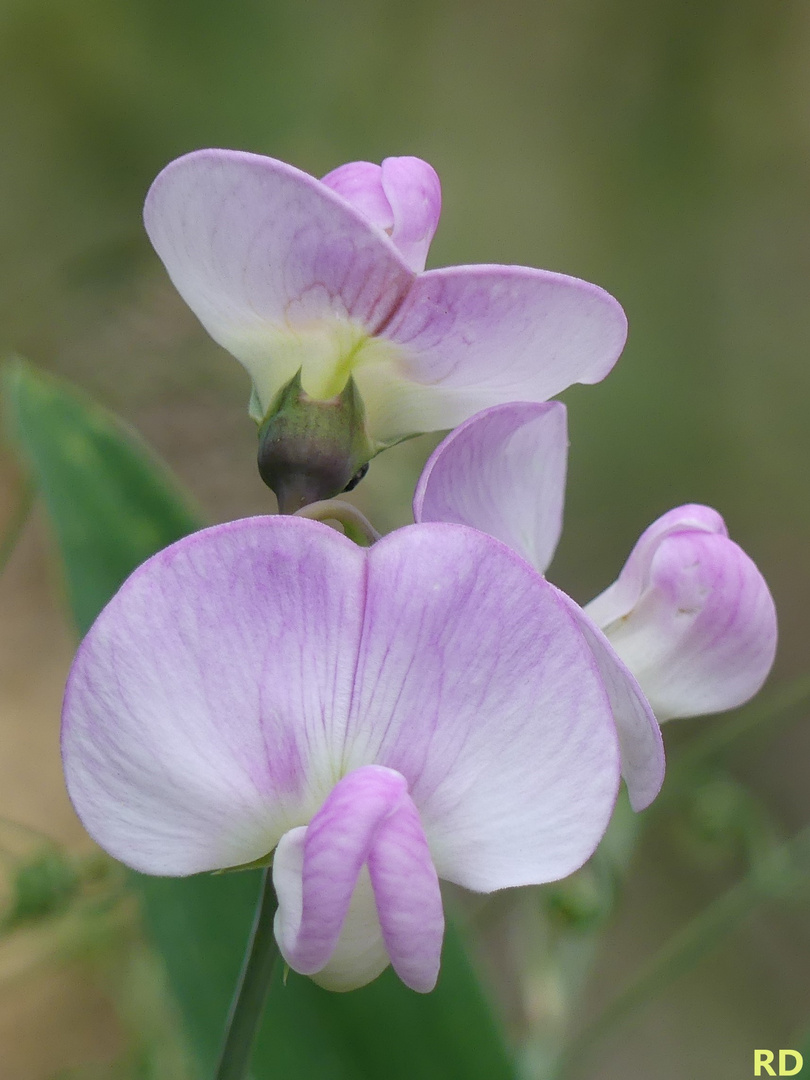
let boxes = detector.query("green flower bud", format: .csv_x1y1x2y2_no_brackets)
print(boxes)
257,371,375,513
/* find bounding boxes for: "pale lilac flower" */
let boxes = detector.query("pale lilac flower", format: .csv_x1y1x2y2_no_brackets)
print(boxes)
415,403,777,773
62,517,625,992
584,505,777,722
144,150,627,447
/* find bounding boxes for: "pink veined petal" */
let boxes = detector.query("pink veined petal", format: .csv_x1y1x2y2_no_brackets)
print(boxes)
413,412,662,808
145,149,626,442
554,590,664,812
585,504,727,628
61,517,368,876
367,786,444,993
144,149,414,411
273,766,406,975
343,523,622,892
273,765,442,992
63,518,622,900
380,156,442,274
321,157,441,275
600,530,777,722
321,161,395,234
274,834,390,993
371,264,628,440
413,401,568,575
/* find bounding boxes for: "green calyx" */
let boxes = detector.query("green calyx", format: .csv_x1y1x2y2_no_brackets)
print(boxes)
256,371,375,514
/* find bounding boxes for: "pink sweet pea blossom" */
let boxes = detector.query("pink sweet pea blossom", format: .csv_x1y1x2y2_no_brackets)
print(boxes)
144,150,627,447
583,505,777,722
62,517,628,992
414,402,778,761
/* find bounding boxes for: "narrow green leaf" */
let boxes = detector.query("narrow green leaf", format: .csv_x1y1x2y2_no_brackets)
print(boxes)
2,359,516,1080
1,358,201,634
262,926,515,1080
1,359,256,1067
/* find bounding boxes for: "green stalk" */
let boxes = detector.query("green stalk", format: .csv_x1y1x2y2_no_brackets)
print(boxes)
214,869,280,1080
294,498,382,545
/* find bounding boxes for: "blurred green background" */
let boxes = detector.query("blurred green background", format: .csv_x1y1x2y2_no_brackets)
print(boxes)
1,0,809,1077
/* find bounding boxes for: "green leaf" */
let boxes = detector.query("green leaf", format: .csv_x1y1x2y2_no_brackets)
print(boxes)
261,927,515,1080
3,359,516,1080
1,358,201,635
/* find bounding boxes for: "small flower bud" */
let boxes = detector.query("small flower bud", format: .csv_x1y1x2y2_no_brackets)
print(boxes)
257,371,375,513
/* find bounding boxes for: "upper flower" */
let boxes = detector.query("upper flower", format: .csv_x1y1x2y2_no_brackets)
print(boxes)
144,150,628,448
62,516,626,992
415,401,778,735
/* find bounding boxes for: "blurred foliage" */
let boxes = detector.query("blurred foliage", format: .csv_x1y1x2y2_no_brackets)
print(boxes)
0,821,181,1080
554,819,810,1080
2,358,202,633
0,821,119,937
3,849,81,931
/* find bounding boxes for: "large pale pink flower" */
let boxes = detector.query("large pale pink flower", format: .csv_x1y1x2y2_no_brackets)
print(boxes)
415,403,777,785
62,517,625,992
144,150,627,446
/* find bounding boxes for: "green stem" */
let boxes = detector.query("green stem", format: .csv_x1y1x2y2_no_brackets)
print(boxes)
214,869,280,1080
553,822,810,1080
294,498,382,546
0,479,34,575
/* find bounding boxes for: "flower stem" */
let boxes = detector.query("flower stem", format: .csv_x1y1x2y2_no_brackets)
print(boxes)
214,869,280,1080
294,498,382,546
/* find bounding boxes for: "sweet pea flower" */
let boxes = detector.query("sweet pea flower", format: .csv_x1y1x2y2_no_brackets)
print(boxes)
144,150,627,450
414,401,778,740
583,505,778,722
62,516,629,993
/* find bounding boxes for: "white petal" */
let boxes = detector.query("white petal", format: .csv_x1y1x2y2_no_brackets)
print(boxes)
343,524,622,892
413,401,568,574
598,530,777,721
144,149,414,412
62,518,368,875
585,504,727,628
312,869,391,992
63,518,622,894
367,265,627,440
555,590,664,811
